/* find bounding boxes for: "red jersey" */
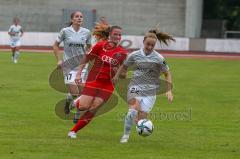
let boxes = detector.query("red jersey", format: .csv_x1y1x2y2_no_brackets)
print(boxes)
86,41,127,81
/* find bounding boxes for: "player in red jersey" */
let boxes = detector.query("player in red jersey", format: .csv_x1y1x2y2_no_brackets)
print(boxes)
68,25,128,138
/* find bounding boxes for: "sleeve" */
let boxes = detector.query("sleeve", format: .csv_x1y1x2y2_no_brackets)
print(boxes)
160,58,169,73
86,32,92,45
123,53,134,67
56,29,65,43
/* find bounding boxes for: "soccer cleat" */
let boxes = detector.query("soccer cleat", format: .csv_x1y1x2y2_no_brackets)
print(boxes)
68,131,77,139
120,134,129,143
13,59,17,64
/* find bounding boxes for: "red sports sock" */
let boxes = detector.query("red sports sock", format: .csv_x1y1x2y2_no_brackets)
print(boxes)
71,111,95,133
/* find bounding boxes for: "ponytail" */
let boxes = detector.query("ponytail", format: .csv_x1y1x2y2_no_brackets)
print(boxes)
92,22,110,41
145,29,175,46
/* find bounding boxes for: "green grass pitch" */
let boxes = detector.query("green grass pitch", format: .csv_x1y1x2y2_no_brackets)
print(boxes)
0,52,239,159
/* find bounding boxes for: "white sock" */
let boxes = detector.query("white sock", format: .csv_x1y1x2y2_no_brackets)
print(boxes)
14,51,20,60
123,109,138,136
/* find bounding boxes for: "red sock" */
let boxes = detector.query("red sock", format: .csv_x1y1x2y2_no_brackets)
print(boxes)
71,111,94,133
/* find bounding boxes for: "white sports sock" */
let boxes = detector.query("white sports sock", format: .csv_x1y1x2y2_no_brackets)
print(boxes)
14,51,20,60
124,109,138,136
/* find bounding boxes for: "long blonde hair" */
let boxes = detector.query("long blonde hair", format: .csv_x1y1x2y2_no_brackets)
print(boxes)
144,29,175,45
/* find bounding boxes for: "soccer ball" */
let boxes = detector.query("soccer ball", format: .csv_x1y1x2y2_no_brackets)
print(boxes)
136,119,154,136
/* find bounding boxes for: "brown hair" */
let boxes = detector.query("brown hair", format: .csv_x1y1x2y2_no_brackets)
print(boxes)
93,22,122,41
144,29,175,46
13,17,20,23
66,11,82,27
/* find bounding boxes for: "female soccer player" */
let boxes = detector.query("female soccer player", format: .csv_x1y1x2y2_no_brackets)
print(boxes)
53,11,92,115
114,29,175,143
8,17,24,63
67,24,128,138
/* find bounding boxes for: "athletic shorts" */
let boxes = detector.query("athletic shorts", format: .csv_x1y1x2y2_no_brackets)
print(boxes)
81,78,114,102
10,39,21,48
127,85,156,113
63,67,88,84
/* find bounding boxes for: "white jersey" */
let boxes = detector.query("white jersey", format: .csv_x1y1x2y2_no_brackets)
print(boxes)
56,25,92,62
124,48,169,94
8,25,23,40
56,25,92,83
124,49,170,112
124,48,169,87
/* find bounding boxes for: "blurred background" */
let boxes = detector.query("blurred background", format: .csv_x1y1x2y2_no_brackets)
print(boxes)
0,0,240,52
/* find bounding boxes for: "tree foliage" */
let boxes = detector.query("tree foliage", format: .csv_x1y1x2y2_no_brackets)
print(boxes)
204,0,240,30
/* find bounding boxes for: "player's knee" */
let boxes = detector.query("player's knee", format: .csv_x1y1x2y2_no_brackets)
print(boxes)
74,98,90,110
128,98,139,110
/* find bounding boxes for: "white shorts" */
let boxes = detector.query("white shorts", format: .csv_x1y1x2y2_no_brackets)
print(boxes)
10,39,21,48
135,96,156,113
127,85,156,113
63,67,88,85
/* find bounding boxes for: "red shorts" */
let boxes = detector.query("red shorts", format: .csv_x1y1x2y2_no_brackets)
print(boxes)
81,78,114,102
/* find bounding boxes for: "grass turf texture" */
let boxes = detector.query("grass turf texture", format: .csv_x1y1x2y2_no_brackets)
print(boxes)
0,52,239,159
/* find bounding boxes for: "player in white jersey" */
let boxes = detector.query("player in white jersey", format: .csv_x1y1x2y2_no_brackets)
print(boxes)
113,29,175,143
53,11,92,119
8,17,24,63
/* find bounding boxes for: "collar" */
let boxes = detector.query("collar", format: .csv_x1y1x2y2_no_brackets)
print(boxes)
70,25,81,33
141,48,153,56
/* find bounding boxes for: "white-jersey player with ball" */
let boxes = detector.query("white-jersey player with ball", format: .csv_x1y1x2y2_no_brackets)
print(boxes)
113,28,175,143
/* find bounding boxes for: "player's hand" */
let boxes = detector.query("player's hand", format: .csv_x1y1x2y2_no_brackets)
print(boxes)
112,76,118,85
166,91,173,102
57,60,63,69
75,72,82,86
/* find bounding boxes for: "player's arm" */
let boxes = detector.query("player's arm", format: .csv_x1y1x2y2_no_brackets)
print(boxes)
85,32,92,53
112,64,128,85
75,44,92,85
53,29,65,68
75,42,99,85
8,32,15,36
162,71,173,102
8,27,15,36
85,44,92,53
113,52,134,84
20,28,24,37
53,41,63,68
